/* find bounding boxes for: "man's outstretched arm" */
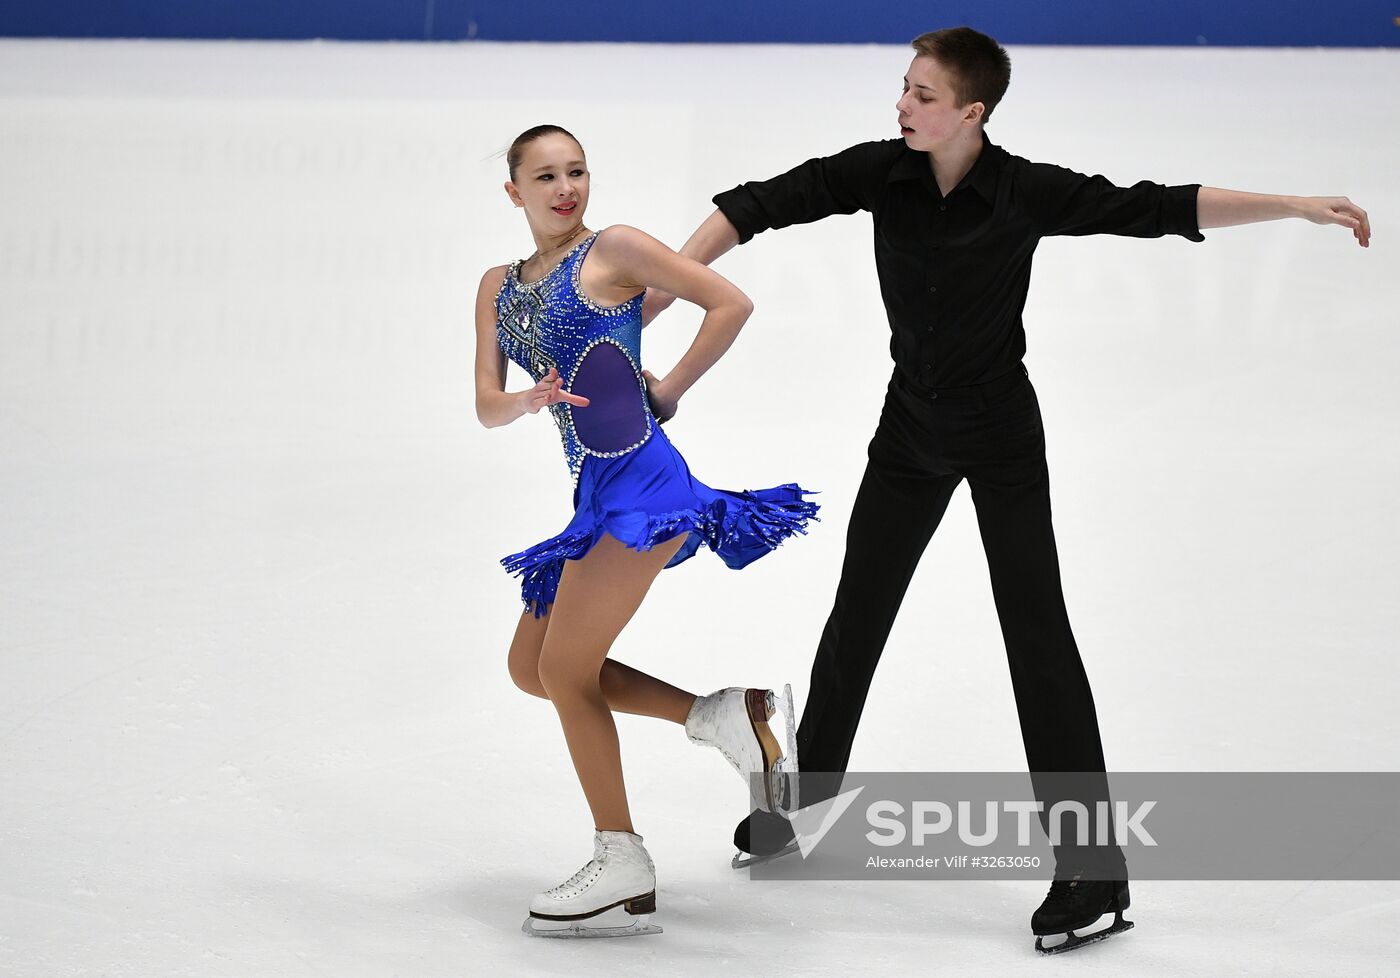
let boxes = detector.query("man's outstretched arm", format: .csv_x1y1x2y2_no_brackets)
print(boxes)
642,140,895,326
642,210,740,325
1198,188,1371,247
676,209,742,266
1028,161,1373,250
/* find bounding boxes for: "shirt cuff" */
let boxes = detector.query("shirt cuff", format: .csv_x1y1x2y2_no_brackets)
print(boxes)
711,187,763,245
1167,184,1206,242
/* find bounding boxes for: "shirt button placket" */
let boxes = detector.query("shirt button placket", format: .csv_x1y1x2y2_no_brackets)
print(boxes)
923,187,940,384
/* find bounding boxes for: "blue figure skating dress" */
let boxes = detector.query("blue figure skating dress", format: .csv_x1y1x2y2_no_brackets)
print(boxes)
494,230,820,618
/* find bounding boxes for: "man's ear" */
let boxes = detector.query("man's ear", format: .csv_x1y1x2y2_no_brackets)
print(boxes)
965,101,985,125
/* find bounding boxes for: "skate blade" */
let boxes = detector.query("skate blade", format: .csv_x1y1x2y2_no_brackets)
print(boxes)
731,838,800,869
776,683,800,813
522,905,662,939
745,688,786,814
1034,916,1134,954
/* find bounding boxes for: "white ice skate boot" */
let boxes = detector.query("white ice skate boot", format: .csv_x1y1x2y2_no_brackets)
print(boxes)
521,830,661,938
685,685,800,813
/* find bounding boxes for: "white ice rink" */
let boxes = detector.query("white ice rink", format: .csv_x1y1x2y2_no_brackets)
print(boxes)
1,36,1398,977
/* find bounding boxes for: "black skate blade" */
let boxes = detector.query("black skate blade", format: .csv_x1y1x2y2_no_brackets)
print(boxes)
731,838,800,869
1034,915,1134,954
522,904,662,939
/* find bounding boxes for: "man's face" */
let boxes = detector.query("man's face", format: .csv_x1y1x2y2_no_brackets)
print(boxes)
896,55,981,151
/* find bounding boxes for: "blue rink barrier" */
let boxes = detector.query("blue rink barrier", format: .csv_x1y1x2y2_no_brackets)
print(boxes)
1,0,1395,46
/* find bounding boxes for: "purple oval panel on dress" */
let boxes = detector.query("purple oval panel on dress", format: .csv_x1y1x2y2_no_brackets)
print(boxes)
570,342,648,454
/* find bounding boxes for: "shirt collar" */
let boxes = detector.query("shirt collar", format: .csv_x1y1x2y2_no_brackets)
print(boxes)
887,129,1001,204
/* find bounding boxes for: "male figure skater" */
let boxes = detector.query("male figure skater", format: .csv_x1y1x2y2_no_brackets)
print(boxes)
643,26,1370,953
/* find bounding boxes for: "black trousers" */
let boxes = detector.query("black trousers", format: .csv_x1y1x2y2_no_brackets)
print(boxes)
797,362,1126,876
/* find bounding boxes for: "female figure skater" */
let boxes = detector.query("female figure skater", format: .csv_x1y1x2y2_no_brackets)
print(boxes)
474,124,816,938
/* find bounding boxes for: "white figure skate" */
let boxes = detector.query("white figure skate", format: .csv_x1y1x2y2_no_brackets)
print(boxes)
521,830,661,938
686,684,800,813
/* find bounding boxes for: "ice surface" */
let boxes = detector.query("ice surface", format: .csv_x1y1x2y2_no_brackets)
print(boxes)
1,37,1397,978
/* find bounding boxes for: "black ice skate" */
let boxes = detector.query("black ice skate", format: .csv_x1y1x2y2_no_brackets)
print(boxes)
730,807,799,869
1031,872,1134,954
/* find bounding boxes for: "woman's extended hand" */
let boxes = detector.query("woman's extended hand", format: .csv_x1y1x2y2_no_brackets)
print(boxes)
641,369,678,424
518,367,589,414
1297,195,1371,247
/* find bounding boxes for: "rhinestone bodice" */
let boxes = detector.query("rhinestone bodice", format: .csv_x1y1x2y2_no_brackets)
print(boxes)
494,231,652,489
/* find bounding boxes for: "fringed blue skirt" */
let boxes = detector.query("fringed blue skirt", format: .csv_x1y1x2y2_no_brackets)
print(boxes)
501,415,820,618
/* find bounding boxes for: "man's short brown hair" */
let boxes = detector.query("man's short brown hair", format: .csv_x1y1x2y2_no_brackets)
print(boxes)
910,27,1012,125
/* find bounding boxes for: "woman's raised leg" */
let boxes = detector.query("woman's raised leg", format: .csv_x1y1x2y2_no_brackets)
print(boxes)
508,563,696,726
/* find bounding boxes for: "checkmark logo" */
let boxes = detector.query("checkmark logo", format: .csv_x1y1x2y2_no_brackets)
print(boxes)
789,786,867,858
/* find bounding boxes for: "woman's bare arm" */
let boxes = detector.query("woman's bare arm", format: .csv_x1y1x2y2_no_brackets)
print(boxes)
474,265,589,428
593,224,752,420
640,210,742,327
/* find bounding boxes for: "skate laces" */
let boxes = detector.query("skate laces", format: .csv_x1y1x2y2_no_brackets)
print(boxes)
546,858,603,898
597,838,636,863
598,836,653,874
1043,874,1084,905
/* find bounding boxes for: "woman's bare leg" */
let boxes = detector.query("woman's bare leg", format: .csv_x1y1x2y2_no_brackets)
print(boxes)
535,531,688,833
507,556,696,726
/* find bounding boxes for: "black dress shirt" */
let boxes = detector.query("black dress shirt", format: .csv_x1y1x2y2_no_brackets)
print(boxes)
712,129,1204,389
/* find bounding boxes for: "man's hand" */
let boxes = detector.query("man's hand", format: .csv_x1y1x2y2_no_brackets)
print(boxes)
1297,195,1371,248
641,369,678,424
1199,188,1373,249
641,287,677,327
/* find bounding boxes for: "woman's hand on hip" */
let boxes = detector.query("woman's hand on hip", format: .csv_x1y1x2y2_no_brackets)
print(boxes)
642,369,678,424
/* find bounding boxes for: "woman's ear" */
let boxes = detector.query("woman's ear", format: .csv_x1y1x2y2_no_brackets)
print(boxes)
504,181,522,207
